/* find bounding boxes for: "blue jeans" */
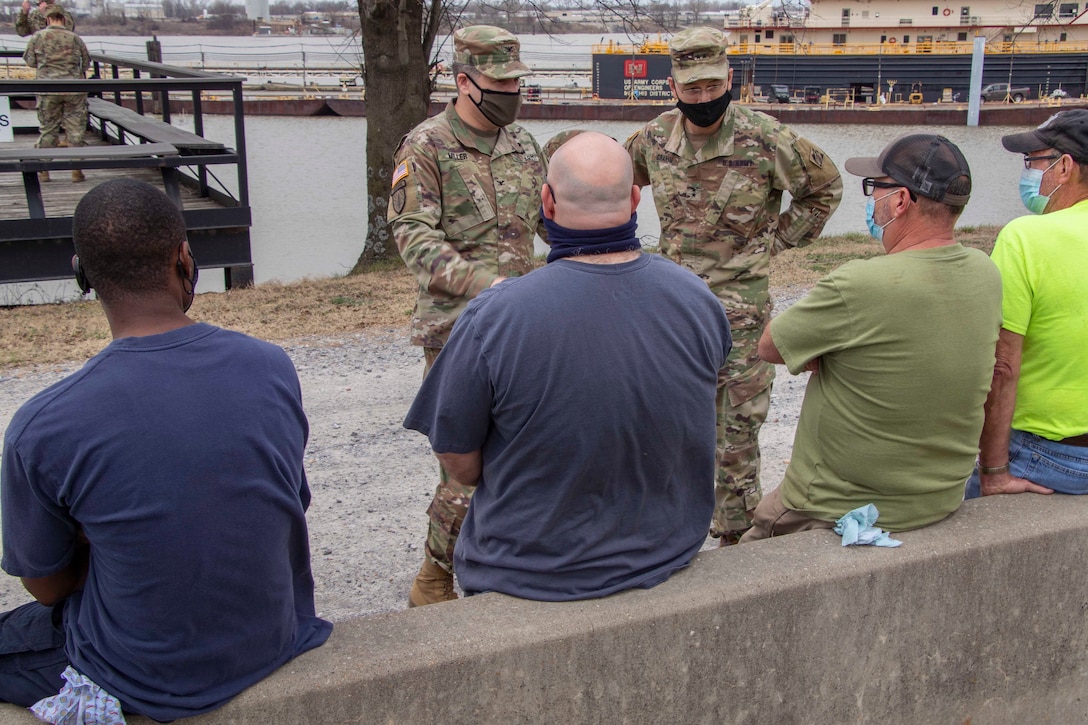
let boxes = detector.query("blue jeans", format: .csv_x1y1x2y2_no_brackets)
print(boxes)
965,428,1088,499
0,601,68,707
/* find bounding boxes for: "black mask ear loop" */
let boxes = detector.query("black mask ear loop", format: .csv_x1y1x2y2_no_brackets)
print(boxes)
180,249,199,313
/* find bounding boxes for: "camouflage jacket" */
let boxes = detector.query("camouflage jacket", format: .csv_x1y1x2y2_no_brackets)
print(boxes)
23,26,88,79
16,4,75,36
389,101,547,348
625,104,842,404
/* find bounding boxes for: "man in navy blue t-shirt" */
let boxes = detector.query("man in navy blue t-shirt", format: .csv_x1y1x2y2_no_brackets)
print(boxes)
0,180,332,721
405,132,732,601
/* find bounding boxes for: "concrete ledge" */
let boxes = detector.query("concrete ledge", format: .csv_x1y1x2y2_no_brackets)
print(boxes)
3,494,1087,724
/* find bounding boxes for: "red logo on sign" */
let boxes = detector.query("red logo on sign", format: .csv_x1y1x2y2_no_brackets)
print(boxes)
624,60,647,78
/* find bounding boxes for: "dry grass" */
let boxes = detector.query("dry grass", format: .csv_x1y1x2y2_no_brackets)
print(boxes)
770,224,999,287
1,260,416,369
0,226,1001,370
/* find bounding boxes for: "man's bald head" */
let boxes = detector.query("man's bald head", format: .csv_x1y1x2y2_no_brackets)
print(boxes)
546,132,636,229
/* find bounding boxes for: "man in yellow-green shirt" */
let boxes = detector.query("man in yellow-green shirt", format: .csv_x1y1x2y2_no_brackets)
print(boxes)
967,109,1088,498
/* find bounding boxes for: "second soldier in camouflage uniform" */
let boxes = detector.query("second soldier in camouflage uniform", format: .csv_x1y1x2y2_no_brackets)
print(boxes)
23,3,89,183
390,25,547,607
625,27,842,544
15,0,74,36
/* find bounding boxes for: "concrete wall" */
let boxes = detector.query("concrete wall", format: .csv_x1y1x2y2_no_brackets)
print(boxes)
3,494,1087,724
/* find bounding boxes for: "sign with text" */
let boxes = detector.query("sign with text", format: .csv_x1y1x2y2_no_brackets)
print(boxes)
0,96,11,143
593,54,673,101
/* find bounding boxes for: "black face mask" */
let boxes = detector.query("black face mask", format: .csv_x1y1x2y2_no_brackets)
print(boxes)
676,90,732,128
465,74,522,128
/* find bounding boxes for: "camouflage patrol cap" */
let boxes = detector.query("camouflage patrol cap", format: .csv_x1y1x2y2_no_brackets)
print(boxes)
669,27,730,85
453,26,531,80
43,4,66,18
543,129,589,160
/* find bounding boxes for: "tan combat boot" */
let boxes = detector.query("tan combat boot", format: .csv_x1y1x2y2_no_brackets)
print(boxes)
71,169,85,183
718,530,746,547
37,170,50,183
408,559,457,608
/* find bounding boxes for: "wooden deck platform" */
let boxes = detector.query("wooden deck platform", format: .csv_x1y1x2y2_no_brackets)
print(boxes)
0,134,225,222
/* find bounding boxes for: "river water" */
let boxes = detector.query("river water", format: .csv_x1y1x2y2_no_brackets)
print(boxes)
2,110,1034,301
202,115,1031,287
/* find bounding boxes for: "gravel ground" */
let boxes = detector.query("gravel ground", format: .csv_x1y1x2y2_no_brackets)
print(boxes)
0,289,808,621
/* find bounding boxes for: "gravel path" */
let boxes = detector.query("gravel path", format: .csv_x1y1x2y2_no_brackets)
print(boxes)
0,290,808,621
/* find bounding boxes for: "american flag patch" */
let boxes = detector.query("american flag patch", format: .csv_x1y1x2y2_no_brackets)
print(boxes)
391,161,409,188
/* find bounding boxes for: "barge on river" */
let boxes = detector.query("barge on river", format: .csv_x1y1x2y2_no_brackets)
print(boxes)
593,0,1088,103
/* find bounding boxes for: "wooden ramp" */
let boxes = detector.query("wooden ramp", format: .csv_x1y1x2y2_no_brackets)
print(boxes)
0,55,253,290
0,135,224,221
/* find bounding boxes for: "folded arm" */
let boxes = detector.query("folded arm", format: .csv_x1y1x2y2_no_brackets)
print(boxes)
977,328,1052,496
435,450,482,487
22,543,89,607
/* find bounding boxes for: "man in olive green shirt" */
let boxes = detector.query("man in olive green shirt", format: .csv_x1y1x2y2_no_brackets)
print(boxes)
742,134,1001,540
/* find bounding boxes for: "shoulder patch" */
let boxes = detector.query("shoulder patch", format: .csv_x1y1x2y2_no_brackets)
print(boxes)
391,180,407,215
391,161,409,189
810,148,824,168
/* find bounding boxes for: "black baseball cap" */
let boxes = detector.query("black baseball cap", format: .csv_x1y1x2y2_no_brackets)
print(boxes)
1001,109,1088,164
844,133,971,205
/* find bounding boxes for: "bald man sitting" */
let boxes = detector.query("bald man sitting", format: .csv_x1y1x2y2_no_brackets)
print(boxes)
404,132,732,601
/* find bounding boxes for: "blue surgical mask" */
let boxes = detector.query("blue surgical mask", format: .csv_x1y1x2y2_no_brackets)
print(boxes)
865,192,897,242
1018,159,1062,214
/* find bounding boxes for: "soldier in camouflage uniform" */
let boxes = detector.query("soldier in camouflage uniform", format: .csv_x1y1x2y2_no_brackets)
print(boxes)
23,4,89,183
390,25,547,607
625,27,842,545
15,0,74,37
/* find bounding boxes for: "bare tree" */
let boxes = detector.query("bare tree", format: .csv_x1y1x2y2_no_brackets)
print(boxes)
351,0,452,269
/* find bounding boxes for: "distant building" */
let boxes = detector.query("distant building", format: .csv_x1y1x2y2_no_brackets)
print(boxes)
246,0,270,21
104,0,164,19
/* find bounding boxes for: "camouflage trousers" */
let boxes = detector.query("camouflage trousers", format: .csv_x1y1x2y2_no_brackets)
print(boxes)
711,378,772,542
421,346,474,574
36,93,88,149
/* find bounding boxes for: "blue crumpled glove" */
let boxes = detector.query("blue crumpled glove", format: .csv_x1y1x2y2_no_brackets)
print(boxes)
833,504,902,548
31,666,126,724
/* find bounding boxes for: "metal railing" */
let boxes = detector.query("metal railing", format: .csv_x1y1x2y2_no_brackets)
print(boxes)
0,52,254,287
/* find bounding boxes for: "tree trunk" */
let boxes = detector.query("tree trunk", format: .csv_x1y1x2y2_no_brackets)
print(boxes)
351,0,436,273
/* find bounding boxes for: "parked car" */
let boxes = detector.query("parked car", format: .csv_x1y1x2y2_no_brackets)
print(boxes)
980,83,1030,103
766,83,791,103
803,86,823,104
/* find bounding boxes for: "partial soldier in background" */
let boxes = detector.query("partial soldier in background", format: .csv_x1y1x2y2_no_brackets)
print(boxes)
15,0,74,36
23,4,89,183
389,25,547,608
625,27,842,545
